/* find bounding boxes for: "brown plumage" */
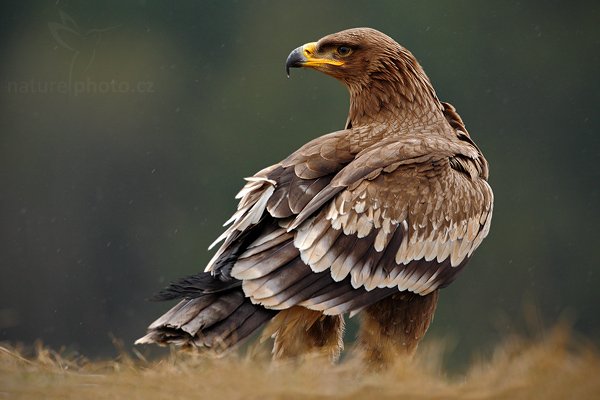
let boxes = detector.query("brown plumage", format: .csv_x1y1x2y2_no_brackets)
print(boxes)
136,28,493,367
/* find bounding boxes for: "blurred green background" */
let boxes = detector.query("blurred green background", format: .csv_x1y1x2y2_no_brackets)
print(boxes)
1,0,598,370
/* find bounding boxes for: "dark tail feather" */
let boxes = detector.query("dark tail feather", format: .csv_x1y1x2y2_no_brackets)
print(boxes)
150,272,242,301
194,302,276,349
136,272,277,351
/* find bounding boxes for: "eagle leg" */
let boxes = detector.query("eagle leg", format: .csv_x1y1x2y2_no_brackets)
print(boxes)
263,306,345,363
356,290,439,369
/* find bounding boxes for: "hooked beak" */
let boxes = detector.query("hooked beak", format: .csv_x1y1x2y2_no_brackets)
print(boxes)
285,42,344,77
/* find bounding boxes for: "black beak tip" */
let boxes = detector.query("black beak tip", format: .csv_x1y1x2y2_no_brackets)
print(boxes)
285,46,305,78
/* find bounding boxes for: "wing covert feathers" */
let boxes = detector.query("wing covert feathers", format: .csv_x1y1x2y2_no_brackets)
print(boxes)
203,125,492,313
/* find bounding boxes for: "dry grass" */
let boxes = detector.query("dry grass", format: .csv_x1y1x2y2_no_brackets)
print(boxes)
1,328,599,400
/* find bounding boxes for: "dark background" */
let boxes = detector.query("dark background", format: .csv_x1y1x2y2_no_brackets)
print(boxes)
1,1,598,370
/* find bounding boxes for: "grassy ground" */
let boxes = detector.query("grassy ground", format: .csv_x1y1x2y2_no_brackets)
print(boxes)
1,328,599,400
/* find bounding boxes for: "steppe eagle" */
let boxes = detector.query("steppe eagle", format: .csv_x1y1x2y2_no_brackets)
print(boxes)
137,28,493,366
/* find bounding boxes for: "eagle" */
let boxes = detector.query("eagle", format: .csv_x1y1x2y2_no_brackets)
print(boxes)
136,28,493,367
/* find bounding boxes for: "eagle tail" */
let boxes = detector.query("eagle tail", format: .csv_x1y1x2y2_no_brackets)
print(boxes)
135,272,277,351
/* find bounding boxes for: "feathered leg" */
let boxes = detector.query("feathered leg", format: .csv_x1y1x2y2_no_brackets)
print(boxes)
262,306,345,362
357,290,439,369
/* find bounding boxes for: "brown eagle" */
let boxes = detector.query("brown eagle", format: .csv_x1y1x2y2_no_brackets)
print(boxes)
137,28,493,366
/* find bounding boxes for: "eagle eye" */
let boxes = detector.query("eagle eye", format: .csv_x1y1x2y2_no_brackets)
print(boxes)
336,46,352,57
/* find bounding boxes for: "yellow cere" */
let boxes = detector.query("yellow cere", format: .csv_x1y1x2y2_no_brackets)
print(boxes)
301,42,344,67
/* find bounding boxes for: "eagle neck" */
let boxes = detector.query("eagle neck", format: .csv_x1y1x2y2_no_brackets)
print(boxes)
346,65,445,129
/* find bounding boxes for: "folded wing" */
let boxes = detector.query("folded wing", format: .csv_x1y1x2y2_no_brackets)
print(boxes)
204,130,492,316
